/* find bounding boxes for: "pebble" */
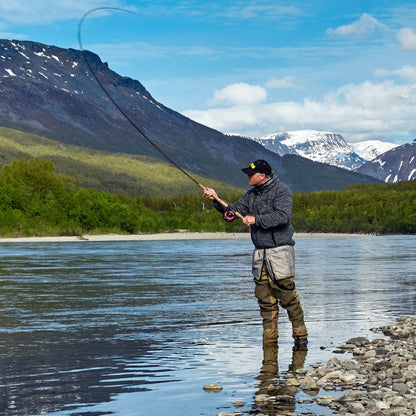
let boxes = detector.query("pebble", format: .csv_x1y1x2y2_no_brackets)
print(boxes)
254,393,270,403
295,315,416,415
286,377,301,387
244,315,416,416
203,383,223,392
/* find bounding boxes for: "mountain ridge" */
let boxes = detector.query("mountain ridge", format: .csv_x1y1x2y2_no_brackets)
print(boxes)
249,129,415,183
351,140,398,161
252,130,399,171
355,140,416,183
0,39,379,193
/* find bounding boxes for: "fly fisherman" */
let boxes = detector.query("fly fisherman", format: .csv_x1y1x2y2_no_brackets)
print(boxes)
203,159,308,349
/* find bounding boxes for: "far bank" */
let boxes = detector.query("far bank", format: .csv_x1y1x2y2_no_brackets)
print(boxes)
0,232,365,243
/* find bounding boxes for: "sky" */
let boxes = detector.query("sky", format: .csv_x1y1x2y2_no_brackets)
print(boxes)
1,1,416,144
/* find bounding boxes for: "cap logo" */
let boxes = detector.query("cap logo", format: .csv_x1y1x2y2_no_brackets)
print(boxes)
250,162,256,169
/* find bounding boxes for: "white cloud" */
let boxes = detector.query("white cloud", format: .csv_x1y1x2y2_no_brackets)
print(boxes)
397,28,416,50
220,3,301,20
0,0,128,25
375,65,416,81
183,80,416,141
210,83,267,106
265,76,296,89
0,31,28,39
184,107,261,133
141,1,302,22
327,13,388,39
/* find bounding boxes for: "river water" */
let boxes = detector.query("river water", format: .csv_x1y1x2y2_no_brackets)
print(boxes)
0,234,415,416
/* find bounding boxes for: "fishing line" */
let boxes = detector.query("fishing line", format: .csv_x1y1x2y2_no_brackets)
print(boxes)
78,7,203,188
77,7,244,220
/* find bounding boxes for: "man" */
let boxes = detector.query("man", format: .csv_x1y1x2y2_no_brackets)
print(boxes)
203,159,308,348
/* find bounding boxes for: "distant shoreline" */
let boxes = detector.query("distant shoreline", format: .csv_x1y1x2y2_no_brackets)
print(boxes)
0,232,367,243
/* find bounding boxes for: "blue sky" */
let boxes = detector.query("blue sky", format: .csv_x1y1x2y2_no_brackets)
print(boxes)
1,1,416,144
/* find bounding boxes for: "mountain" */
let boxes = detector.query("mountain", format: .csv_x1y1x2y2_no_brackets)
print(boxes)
355,140,416,182
0,39,379,193
351,140,398,161
256,130,366,170
256,129,413,184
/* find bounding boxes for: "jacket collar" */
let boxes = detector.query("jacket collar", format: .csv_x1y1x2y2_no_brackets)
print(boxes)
254,175,276,192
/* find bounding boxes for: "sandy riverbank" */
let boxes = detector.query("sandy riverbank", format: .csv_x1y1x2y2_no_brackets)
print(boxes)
0,232,365,243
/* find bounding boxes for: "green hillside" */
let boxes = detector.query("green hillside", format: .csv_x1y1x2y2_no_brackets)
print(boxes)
0,127,244,197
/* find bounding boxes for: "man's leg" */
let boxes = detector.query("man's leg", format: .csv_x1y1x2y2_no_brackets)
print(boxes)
272,277,308,346
254,266,279,346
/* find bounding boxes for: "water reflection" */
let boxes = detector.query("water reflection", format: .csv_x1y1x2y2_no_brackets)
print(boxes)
252,343,308,415
0,235,415,416
0,327,166,415
0,239,256,416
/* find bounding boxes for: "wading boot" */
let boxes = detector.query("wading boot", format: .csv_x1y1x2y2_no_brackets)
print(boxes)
292,324,308,348
261,342,278,374
289,345,307,373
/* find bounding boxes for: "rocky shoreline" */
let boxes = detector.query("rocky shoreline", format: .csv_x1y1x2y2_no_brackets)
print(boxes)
214,316,415,416
286,315,416,415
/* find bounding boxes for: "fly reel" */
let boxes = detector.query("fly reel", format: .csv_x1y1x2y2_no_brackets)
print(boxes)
223,210,236,222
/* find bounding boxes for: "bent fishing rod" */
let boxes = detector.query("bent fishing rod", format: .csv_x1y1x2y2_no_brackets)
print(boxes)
77,7,244,221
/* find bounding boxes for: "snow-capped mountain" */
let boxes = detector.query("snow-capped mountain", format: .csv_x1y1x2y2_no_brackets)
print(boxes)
254,130,399,171
256,130,366,170
352,140,398,161
355,140,416,182
0,39,380,193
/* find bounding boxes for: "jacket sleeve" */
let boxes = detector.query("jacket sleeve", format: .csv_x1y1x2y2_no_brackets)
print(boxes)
224,192,250,217
255,187,292,229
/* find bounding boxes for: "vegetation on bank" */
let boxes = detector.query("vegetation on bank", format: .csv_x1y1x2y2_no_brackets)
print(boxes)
293,181,416,234
0,158,244,237
1,158,415,237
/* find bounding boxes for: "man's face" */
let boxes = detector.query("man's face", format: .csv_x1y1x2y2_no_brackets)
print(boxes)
248,172,267,186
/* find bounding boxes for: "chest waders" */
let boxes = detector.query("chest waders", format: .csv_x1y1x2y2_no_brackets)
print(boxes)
252,246,307,348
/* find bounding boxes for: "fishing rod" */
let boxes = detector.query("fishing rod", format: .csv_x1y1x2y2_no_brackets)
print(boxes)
77,7,244,221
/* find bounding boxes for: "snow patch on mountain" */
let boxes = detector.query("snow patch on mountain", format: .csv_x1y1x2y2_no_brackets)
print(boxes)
352,140,398,161
256,130,366,170
251,130,400,171
356,140,416,182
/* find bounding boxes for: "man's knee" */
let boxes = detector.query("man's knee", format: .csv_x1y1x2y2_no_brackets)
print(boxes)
274,277,304,321
274,276,295,291
254,278,275,303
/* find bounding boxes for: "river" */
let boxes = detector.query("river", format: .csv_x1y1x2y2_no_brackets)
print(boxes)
0,234,415,415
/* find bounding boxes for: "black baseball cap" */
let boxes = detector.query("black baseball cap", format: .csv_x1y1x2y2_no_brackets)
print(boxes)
242,159,272,176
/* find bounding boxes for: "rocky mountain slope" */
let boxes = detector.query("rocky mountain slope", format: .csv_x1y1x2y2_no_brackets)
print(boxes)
252,130,416,183
0,39,378,192
255,130,398,171
355,140,416,182
351,140,398,162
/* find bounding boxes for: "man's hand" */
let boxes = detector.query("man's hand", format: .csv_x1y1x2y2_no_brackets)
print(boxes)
203,187,218,200
242,215,255,226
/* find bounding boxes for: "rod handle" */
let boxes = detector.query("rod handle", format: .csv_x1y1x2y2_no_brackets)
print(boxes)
199,183,244,220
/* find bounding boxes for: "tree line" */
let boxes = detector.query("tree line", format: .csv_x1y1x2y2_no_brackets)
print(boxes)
293,181,416,234
0,159,243,236
1,158,415,237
